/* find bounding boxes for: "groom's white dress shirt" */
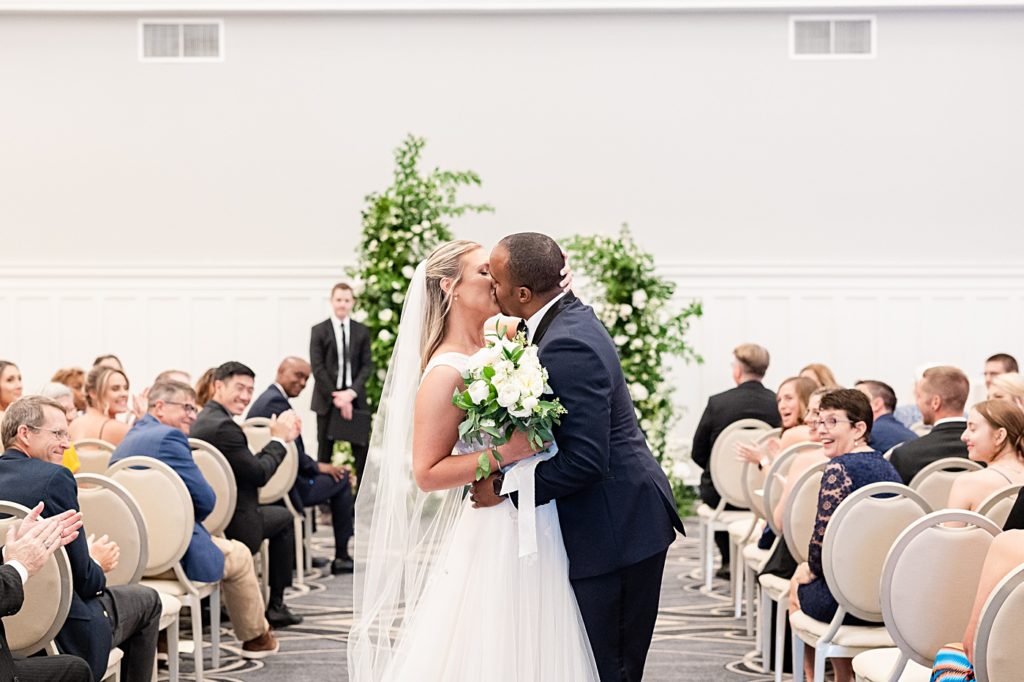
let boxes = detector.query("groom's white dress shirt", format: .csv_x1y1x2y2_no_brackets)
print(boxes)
525,292,566,343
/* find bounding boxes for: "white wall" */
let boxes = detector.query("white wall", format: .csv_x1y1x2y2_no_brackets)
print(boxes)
2,8,1023,448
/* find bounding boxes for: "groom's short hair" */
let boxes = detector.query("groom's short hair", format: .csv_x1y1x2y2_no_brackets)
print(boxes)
499,232,563,295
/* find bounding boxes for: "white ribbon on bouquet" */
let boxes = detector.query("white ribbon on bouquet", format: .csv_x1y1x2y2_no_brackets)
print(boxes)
498,442,559,559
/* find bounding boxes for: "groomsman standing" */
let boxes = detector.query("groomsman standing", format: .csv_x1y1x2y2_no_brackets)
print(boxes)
310,283,373,480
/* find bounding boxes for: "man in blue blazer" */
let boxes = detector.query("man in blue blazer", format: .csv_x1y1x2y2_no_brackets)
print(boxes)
0,396,161,682
855,380,919,454
110,380,279,657
478,233,686,682
247,357,355,574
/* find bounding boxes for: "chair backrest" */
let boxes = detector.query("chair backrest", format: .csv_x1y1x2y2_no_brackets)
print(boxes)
710,419,774,509
977,484,1024,528
73,438,116,474
880,510,1001,668
822,482,932,622
740,428,783,518
107,456,194,576
75,473,149,585
974,563,1024,682
783,460,828,563
761,441,822,535
189,438,238,536
242,418,299,505
0,501,73,657
882,445,898,461
910,421,932,437
909,457,985,510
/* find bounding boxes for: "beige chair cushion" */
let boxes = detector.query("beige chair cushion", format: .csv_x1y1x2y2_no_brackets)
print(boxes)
786,468,824,564
743,543,772,571
790,609,893,649
191,444,236,536
852,648,931,682
758,573,790,601
158,592,182,630
243,419,299,505
981,574,1024,681
104,647,124,680
76,480,145,586
142,578,216,598
728,517,759,543
980,494,1018,528
711,420,772,508
696,503,752,526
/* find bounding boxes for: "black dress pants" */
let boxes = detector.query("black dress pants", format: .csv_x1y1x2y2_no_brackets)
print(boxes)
98,584,162,682
12,654,92,682
570,550,668,682
299,473,354,559
260,504,296,602
316,412,368,484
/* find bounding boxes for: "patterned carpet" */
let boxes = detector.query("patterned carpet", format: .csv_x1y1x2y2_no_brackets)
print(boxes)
161,517,775,681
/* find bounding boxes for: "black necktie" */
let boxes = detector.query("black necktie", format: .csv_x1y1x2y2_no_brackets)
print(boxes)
340,322,349,389
516,319,529,339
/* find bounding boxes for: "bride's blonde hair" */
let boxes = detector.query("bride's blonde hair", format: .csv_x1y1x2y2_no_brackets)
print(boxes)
420,239,482,370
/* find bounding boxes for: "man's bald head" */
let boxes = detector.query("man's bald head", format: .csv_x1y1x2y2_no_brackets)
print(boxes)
277,356,311,398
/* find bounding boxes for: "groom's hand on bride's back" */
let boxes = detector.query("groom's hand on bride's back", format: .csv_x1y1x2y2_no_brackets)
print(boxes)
470,473,504,509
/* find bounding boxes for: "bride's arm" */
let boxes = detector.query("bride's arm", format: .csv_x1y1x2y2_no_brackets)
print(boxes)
412,366,541,492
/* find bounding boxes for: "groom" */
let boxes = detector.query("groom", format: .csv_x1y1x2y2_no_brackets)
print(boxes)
474,232,686,682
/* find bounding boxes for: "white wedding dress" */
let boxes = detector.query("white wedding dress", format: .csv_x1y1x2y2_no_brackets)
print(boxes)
377,353,599,682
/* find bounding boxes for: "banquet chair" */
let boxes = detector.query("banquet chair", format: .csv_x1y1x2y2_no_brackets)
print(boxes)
976,484,1023,528
73,438,116,474
76,473,183,682
697,418,773,591
908,458,984,511
188,438,238,537
973,563,1024,682
791,483,931,682
107,456,221,681
852,510,1001,682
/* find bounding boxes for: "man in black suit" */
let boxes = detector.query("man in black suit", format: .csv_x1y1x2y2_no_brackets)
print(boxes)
889,365,970,484
190,362,305,628
310,282,374,477
476,233,685,682
0,397,161,682
1,500,90,682
248,357,355,574
690,343,781,575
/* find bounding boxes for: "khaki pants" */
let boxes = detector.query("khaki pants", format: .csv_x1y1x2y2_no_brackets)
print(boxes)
210,535,270,642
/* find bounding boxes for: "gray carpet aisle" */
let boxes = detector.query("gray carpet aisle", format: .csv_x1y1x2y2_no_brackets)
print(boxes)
161,518,775,681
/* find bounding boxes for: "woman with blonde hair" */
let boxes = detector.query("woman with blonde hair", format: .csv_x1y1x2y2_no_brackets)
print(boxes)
348,239,603,682
68,365,139,445
988,372,1024,410
947,399,1024,516
800,362,839,388
736,376,818,468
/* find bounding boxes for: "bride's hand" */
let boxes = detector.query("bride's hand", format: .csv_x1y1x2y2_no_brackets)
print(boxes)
559,249,573,292
497,430,548,464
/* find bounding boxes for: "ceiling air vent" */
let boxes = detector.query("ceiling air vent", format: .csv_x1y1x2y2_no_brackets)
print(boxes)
140,20,223,62
791,17,875,59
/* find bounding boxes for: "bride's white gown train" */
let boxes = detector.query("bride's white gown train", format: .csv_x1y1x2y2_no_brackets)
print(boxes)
381,352,599,682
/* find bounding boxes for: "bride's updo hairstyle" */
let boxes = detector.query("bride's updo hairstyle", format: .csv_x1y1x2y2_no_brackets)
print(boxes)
420,239,482,370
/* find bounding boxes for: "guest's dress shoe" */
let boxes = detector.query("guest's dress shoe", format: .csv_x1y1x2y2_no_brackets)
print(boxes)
241,629,280,659
311,556,330,569
715,566,730,580
266,601,303,628
331,557,355,575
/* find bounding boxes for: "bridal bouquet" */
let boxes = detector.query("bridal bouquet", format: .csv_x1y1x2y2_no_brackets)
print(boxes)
452,325,567,480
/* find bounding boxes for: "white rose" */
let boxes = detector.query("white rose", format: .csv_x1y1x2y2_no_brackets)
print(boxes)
391,292,405,304
625,322,638,335
632,290,648,308
614,335,628,346
378,308,394,322
467,380,490,405
402,265,416,278
496,384,521,408
630,339,643,350
368,274,378,285
671,461,687,479
619,304,633,317
516,370,545,399
411,224,423,234
378,329,393,343
492,359,515,379
352,309,368,323
630,383,650,401
521,396,539,413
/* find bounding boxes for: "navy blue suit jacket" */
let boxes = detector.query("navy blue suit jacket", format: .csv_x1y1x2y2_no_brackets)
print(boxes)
110,414,225,583
0,448,110,676
869,413,919,455
247,385,320,512
529,294,685,580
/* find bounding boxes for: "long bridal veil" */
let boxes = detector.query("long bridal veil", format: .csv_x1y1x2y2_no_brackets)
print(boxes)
347,262,466,682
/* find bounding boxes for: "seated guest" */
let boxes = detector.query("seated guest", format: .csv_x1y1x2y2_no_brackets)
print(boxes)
0,360,23,421
190,362,305,628
736,376,817,468
692,343,781,576
37,382,82,473
68,365,138,445
52,367,87,413
92,354,123,371
110,381,279,657
194,367,216,408
988,372,1024,410
947,400,1024,516
855,379,919,454
984,352,1018,390
800,363,838,389
248,357,355,574
931,529,1024,680
888,366,970,484
788,389,901,682
154,369,191,385
1,500,90,682
0,396,162,682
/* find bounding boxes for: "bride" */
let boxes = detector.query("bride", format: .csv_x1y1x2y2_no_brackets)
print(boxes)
347,240,600,682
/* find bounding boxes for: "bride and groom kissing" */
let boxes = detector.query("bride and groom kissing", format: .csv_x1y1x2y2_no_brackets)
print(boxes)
348,232,685,682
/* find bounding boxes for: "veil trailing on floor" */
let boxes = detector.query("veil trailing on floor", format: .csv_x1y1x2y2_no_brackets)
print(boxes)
347,262,466,682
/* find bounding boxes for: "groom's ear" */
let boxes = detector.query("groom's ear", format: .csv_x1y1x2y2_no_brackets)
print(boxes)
516,286,533,305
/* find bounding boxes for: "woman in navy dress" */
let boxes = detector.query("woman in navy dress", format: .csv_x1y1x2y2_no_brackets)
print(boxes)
788,388,902,682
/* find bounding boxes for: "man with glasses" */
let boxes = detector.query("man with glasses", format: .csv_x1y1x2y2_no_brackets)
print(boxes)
190,362,304,628
111,381,279,657
0,396,162,682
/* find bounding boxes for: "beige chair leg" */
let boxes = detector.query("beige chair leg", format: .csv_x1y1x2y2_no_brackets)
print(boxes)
293,514,304,587
303,508,314,573
167,612,180,682
188,593,204,682
259,539,270,605
209,586,221,669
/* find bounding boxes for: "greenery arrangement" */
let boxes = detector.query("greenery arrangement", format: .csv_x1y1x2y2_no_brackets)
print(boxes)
346,134,492,410
564,225,703,514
